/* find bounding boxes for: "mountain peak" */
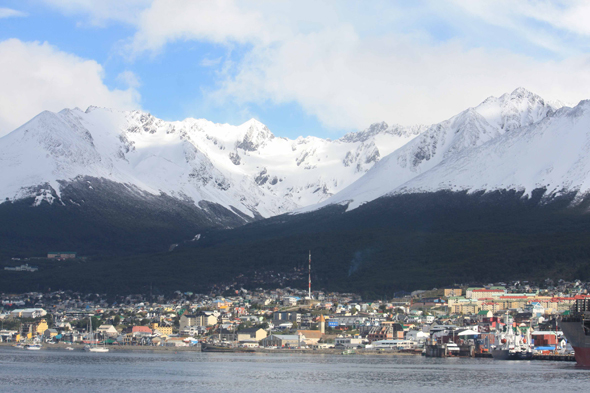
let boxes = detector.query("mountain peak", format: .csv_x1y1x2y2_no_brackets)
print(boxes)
510,86,535,97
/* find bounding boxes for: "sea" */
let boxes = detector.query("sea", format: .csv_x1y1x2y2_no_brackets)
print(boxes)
0,348,587,392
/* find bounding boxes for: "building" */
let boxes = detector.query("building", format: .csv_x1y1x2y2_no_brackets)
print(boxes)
179,312,217,331
477,310,493,321
273,312,300,324
260,334,302,348
43,329,59,339
444,288,463,297
319,314,326,334
151,323,173,336
237,327,267,342
97,324,119,337
469,289,506,300
131,326,152,335
10,308,47,318
296,330,323,345
47,252,77,259
334,336,363,347
367,326,403,342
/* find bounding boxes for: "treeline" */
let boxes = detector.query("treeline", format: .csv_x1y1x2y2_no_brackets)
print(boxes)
3,189,590,298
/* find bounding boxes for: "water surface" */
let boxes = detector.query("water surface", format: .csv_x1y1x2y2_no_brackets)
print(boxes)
0,348,586,392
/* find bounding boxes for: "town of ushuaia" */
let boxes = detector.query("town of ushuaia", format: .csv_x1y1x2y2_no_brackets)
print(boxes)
3,1,590,392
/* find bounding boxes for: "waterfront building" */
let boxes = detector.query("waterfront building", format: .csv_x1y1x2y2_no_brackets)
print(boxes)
237,327,267,342
260,334,302,348
296,330,323,345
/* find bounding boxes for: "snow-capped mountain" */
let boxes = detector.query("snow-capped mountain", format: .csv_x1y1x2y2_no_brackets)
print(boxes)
0,105,423,220
301,88,564,212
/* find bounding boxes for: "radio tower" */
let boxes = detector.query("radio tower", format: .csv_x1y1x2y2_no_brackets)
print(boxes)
308,250,312,300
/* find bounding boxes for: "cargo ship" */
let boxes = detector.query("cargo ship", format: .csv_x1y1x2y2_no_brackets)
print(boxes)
560,298,590,367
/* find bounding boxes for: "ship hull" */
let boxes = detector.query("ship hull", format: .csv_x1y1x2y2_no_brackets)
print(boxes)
561,320,590,367
491,349,533,360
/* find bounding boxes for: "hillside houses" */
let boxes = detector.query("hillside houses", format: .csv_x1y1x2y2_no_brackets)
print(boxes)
0,279,588,350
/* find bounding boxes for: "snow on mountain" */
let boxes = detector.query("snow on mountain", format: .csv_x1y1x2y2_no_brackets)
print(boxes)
0,106,423,218
300,88,563,212
395,100,590,198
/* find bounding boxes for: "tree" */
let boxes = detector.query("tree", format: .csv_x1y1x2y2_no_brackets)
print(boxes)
91,316,100,330
113,315,121,326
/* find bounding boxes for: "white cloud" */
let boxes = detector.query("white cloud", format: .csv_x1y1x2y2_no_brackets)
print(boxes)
37,0,590,130
127,0,273,55
40,0,151,26
116,70,141,89
211,30,590,129
200,57,222,67
0,39,141,137
0,7,27,18
454,0,590,37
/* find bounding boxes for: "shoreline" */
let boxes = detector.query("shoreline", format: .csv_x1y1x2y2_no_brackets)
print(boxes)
0,342,419,356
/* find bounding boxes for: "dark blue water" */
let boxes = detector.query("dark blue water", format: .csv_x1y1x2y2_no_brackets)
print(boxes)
0,348,587,392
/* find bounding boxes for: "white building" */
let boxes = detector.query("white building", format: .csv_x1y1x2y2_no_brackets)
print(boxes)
10,308,47,318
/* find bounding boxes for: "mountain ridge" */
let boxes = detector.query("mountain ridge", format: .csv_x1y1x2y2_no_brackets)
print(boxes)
299,87,564,212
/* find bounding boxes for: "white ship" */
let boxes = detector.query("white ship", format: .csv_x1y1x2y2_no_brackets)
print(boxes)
491,314,533,360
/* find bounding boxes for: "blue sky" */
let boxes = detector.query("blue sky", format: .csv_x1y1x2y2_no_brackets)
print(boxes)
1,1,590,139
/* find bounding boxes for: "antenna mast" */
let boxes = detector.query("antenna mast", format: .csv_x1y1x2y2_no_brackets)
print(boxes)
308,250,312,300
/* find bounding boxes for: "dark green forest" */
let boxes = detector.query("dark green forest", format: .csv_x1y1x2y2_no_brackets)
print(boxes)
3,189,590,298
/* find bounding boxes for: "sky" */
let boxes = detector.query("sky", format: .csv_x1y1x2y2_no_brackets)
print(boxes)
1,0,590,139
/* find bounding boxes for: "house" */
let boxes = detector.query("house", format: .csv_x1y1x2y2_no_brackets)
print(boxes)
477,310,493,321
525,302,545,317
131,326,153,335
43,328,59,338
296,330,323,345
405,330,429,343
260,334,302,348
237,327,267,342
97,324,119,337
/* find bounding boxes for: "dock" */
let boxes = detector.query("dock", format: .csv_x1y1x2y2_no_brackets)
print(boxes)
532,354,575,362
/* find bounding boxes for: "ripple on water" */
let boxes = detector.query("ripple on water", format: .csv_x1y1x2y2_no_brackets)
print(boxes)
0,348,588,393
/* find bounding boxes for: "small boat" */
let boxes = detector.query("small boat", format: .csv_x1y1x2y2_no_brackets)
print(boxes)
84,317,109,353
25,344,42,351
65,347,74,351
87,346,109,353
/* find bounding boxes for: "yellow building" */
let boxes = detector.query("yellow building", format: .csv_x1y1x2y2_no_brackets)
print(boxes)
151,323,173,336
34,319,49,335
453,302,481,314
